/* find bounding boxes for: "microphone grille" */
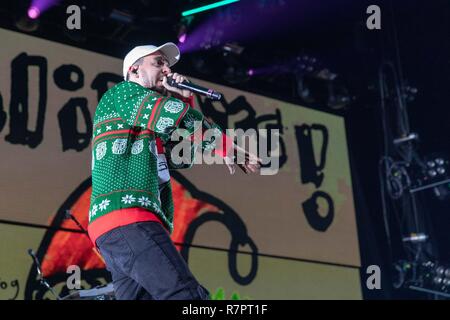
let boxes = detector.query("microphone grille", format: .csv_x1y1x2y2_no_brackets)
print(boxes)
167,76,176,86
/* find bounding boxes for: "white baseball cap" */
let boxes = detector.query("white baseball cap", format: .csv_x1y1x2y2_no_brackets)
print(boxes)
122,42,180,80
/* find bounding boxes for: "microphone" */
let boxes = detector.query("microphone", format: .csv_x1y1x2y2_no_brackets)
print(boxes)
166,76,222,101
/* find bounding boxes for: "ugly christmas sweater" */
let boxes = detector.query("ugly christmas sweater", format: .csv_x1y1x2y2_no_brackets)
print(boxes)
87,81,228,244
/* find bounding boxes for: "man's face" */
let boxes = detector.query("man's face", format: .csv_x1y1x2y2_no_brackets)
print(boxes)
138,51,171,91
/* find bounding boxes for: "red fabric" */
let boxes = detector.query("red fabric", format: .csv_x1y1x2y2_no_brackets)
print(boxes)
180,95,195,108
215,133,234,158
156,137,164,153
88,208,166,245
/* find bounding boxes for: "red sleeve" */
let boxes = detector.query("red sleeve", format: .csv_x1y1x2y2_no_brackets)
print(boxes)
180,95,195,108
214,133,234,158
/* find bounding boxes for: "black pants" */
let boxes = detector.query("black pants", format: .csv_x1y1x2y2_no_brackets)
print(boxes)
96,221,210,300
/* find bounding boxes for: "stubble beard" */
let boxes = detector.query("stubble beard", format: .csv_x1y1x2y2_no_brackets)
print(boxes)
141,71,166,94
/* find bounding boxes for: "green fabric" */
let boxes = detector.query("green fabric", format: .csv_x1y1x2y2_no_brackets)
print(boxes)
88,81,223,232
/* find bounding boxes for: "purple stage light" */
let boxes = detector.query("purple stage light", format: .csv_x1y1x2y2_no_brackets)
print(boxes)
28,0,60,19
178,0,350,55
178,0,288,54
28,6,40,19
247,69,254,76
178,33,187,44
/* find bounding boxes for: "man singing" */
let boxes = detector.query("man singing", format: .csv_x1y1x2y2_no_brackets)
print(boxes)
88,43,261,300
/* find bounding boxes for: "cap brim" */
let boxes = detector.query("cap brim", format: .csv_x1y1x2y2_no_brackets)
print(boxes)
155,42,180,67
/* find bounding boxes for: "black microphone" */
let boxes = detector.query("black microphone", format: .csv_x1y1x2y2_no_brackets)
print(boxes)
167,76,222,101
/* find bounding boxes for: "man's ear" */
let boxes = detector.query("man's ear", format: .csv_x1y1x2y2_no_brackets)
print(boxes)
130,65,139,76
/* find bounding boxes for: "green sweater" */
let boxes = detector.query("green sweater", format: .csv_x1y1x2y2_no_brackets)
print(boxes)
88,81,222,233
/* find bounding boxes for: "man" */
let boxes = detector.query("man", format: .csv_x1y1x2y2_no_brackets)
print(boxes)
88,43,261,300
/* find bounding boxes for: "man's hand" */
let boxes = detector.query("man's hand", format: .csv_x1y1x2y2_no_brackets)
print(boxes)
224,143,262,175
162,73,192,98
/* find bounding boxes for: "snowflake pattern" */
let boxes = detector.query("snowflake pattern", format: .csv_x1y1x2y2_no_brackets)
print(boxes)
99,199,111,211
89,83,190,228
131,139,144,155
127,93,151,120
151,202,160,213
96,141,107,160
164,100,184,114
121,194,136,204
95,111,120,124
138,196,151,207
90,204,98,220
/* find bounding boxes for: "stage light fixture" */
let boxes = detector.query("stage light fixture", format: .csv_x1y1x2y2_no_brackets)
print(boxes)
182,0,240,17
15,14,40,32
28,6,41,19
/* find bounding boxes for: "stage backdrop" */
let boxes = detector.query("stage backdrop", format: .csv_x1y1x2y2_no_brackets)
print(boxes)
0,27,361,300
